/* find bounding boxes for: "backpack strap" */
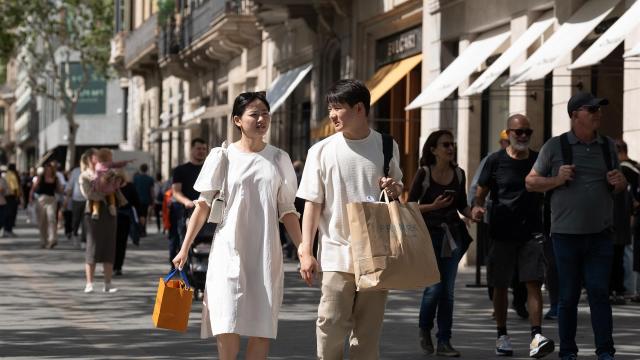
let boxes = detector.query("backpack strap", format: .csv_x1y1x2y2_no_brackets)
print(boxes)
420,166,431,202
381,133,393,177
560,133,572,166
600,136,613,171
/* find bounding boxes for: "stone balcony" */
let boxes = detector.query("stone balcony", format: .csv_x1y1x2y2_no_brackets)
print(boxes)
124,14,159,75
158,0,261,79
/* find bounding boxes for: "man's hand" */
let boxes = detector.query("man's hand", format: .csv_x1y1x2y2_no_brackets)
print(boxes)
379,177,402,200
607,169,627,192
556,165,576,184
184,200,195,209
470,206,485,222
298,250,319,286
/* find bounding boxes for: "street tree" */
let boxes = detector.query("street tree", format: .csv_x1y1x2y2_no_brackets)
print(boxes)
0,0,113,170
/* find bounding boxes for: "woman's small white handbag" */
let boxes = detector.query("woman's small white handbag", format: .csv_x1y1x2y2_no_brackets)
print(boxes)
207,143,228,224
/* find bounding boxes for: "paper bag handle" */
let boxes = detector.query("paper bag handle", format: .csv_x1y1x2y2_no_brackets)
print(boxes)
378,190,391,204
164,269,192,290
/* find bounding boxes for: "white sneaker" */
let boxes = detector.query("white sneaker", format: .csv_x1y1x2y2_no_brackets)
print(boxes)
529,334,555,358
496,335,513,356
103,284,118,293
84,283,94,293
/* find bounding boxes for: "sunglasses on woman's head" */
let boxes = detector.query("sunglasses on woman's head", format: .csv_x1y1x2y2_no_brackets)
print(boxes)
508,128,533,137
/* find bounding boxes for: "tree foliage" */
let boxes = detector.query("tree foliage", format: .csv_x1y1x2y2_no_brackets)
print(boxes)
0,0,113,169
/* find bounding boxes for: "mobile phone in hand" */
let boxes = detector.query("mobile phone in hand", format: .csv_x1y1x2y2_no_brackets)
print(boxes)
443,189,456,198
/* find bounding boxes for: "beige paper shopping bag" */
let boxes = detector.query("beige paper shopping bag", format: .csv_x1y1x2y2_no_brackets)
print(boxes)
347,193,440,291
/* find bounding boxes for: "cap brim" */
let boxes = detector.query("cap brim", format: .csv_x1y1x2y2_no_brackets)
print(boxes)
590,97,609,106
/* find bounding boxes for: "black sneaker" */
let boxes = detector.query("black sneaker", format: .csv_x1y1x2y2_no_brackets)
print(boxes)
419,328,434,355
436,341,461,357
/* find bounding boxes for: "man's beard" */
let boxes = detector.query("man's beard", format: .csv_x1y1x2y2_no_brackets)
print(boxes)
511,139,530,151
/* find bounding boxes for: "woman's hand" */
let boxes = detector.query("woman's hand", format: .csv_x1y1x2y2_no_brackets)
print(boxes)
298,251,319,287
431,194,454,210
172,249,189,271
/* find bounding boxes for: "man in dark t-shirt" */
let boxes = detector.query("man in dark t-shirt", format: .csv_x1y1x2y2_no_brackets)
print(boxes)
471,114,554,358
169,138,208,264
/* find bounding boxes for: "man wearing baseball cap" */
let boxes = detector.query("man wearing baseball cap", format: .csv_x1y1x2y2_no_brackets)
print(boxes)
525,92,627,360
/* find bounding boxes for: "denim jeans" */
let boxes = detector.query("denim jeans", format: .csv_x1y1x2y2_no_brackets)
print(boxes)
419,227,464,343
552,231,615,357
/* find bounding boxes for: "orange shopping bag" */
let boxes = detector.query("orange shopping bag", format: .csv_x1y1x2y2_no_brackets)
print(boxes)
152,269,194,332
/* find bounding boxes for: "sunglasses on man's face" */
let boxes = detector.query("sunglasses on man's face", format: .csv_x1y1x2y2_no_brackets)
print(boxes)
578,105,600,114
508,128,533,137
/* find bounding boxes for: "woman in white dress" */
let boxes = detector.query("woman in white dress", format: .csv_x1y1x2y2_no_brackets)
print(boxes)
172,91,302,360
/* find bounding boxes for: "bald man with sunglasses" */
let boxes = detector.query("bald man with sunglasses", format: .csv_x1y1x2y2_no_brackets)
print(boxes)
472,114,554,358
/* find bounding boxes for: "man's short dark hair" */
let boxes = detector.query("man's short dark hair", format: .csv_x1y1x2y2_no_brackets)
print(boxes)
191,138,206,147
326,79,371,116
140,163,149,173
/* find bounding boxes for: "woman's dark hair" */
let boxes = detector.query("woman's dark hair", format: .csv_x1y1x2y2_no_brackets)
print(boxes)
326,79,371,116
420,130,455,167
231,91,270,129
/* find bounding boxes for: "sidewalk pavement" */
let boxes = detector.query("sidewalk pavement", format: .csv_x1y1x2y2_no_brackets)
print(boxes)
1,211,640,359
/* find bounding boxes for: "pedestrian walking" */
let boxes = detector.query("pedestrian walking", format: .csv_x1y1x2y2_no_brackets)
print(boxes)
615,140,640,302
29,162,63,249
172,91,302,360
469,130,530,321
114,170,140,276
610,139,636,304
133,163,154,237
525,92,626,360
153,172,165,233
169,138,208,265
408,129,475,357
65,151,93,249
3,163,22,237
79,148,120,294
296,79,403,360
472,114,554,358
0,173,9,239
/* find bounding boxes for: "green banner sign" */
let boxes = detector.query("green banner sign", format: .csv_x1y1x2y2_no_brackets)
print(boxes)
68,63,106,114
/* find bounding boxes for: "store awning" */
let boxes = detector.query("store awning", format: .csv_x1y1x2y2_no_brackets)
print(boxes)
462,16,554,96
311,53,422,139
569,0,640,69
624,42,640,58
266,63,313,113
506,0,620,85
405,30,510,110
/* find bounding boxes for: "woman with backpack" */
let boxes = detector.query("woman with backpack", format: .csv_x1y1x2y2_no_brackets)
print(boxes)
408,129,476,357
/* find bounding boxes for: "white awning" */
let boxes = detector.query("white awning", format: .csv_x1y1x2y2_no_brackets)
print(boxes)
623,41,640,58
570,0,640,69
506,0,620,85
462,16,554,96
266,63,313,113
405,30,510,110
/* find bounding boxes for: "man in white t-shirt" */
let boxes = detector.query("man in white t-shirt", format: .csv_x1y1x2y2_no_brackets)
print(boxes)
296,79,403,359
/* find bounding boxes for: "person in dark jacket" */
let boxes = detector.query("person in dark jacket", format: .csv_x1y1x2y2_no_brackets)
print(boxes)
113,171,140,276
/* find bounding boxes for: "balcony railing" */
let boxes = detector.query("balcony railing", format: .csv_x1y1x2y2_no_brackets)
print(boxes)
183,0,253,46
124,14,158,67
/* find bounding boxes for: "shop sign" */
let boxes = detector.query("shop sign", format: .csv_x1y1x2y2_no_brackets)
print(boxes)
68,63,107,114
376,26,422,67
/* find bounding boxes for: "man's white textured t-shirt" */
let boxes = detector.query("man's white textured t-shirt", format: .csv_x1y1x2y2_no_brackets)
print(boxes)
296,130,403,273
